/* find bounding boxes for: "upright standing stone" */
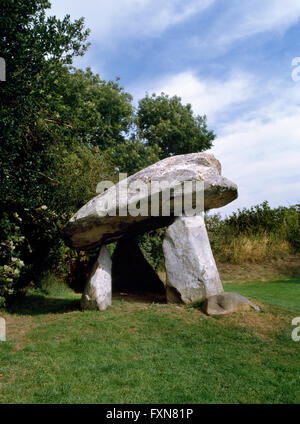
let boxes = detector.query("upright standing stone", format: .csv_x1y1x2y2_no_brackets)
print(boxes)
81,245,112,311
0,317,6,342
163,215,223,303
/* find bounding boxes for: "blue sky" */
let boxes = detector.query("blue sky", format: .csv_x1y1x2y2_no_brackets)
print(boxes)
49,0,300,216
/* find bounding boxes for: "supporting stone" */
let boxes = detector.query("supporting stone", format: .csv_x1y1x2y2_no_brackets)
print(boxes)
0,317,6,342
112,238,166,296
163,215,223,304
81,245,112,311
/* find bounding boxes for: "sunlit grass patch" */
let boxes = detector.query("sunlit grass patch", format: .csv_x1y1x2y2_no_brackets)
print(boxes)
0,278,299,404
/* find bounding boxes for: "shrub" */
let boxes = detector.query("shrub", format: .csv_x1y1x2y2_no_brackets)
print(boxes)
138,228,166,271
0,212,27,307
39,273,71,297
206,202,300,264
0,204,71,306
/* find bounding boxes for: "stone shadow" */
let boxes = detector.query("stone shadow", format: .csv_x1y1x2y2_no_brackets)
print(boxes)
112,237,167,303
112,292,167,304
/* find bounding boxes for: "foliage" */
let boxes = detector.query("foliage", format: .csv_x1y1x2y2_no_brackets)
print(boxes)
221,201,299,243
0,0,89,302
138,228,166,271
0,1,134,302
136,93,215,159
206,202,300,264
0,1,222,305
38,272,72,297
136,203,300,271
0,212,26,306
103,138,161,176
43,67,133,152
0,0,90,206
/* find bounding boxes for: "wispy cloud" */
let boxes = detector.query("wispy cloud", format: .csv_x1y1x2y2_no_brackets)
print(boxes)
134,69,300,215
211,0,300,47
133,70,254,123
187,0,300,58
49,0,215,42
212,109,300,215
48,0,300,215
211,79,300,214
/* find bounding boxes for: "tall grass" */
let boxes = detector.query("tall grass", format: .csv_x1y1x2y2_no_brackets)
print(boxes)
221,233,291,264
206,202,299,264
38,272,72,297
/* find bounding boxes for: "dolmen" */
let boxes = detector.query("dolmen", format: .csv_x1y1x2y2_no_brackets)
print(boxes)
63,152,259,315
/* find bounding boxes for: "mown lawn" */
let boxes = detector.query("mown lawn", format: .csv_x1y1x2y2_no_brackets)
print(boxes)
0,279,299,404
225,278,300,315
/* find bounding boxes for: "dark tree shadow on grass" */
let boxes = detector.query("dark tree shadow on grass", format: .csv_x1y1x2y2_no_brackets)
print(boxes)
8,293,81,316
9,292,166,316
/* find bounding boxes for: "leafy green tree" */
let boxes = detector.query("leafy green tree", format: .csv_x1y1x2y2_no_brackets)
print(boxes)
103,137,161,176
0,0,135,215
31,67,134,212
0,1,91,302
45,68,133,152
0,1,218,305
136,93,215,158
0,0,90,208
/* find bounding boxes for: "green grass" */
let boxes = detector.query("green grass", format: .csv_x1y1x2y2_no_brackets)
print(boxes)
0,280,299,404
225,278,300,314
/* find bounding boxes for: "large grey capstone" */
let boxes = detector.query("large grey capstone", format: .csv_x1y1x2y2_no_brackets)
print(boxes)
202,292,260,316
163,215,223,303
63,153,238,250
81,245,112,311
0,317,6,342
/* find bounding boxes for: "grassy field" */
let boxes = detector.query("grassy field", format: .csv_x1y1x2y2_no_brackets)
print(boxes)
0,278,299,404
225,280,300,315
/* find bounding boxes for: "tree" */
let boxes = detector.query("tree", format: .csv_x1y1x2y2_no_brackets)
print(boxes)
103,138,161,176
0,1,134,213
0,0,90,208
46,68,133,152
0,1,141,305
0,1,93,303
0,1,217,305
136,93,215,159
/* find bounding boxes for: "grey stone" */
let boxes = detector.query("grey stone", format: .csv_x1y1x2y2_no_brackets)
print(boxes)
0,317,6,342
63,153,238,250
81,245,112,311
163,215,224,303
202,292,260,316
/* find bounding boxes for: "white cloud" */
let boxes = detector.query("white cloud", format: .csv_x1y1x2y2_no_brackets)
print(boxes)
210,92,300,215
133,70,254,122
50,0,300,46
49,0,215,42
215,0,300,46
48,0,300,216
133,70,300,215
188,0,300,56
